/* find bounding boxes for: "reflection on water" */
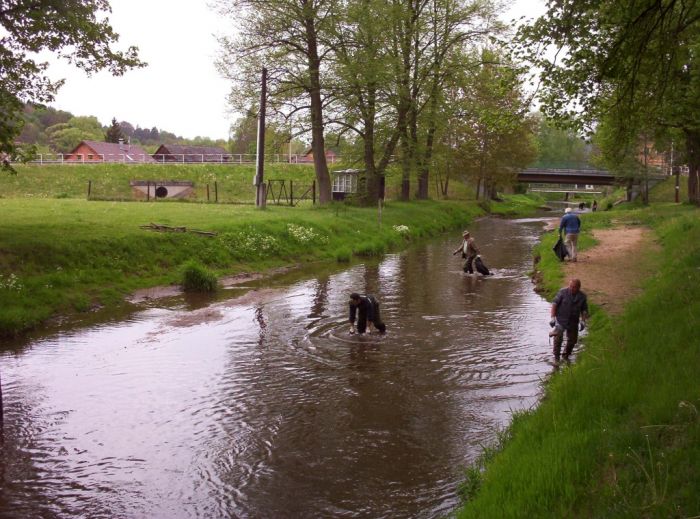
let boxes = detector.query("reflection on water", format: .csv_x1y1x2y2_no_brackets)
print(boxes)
0,217,554,519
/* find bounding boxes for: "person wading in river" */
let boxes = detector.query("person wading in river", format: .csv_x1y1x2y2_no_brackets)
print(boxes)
453,230,481,274
349,293,386,334
549,278,589,361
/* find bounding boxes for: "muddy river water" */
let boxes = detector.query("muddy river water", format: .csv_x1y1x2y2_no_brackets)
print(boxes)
0,217,556,518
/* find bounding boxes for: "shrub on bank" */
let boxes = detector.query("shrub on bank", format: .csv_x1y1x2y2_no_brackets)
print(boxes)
181,261,218,292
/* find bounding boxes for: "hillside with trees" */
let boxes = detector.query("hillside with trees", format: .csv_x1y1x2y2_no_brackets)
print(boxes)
16,104,229,154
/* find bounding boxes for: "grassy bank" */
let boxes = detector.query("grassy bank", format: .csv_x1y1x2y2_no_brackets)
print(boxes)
3,163,319,202
457,203,700,518
0,197,495,337
2,163,477,202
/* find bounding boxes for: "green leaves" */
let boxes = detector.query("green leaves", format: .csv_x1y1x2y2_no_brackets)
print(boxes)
0,0,145,162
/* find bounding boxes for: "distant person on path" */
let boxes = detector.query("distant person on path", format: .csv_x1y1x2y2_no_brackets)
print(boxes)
579,201,585,210
453,230,481,274
559,207,581,262
592,200,598,212
549,278,589,361
349,293,386,334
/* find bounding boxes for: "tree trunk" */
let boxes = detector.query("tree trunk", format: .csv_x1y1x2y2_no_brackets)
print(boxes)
685,129,700,204
363,87,381,204
304,11,331,204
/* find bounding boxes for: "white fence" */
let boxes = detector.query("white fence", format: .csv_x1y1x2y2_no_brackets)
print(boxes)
22,153,340,165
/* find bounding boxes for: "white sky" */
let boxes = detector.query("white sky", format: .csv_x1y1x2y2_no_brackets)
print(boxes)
45,0,546,141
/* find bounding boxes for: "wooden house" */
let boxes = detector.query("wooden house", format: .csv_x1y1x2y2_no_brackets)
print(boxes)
64,140,155,163
152,144,230,163
299,148,338,164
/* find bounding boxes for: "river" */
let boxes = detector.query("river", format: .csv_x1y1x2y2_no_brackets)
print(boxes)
0,216,555,519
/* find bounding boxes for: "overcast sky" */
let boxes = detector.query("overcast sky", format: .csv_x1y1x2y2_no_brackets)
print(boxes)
45,0,546,141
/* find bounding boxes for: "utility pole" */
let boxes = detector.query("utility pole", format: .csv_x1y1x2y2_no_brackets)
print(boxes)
254,67,267,208
671,141,680,203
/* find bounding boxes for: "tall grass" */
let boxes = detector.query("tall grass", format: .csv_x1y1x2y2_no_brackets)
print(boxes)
181,261,218,292
457,204,700,518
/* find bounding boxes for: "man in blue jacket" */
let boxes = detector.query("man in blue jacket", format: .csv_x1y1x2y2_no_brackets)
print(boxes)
559,207,582,262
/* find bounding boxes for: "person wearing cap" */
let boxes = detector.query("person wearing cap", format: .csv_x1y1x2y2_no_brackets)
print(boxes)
453,230,481,274
349,293,386,334
559,207,582,262
549,278,589,360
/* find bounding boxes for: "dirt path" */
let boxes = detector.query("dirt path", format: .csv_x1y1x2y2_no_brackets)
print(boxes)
563,225,660,315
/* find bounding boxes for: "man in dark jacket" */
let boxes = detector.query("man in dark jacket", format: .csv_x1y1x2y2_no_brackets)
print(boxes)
349,293,386,334
550,278,589,360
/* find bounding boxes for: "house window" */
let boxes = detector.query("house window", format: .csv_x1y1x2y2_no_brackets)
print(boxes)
87,154,93,160
333,173,357,193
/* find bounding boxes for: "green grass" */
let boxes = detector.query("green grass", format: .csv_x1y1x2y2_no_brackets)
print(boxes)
181,260,218,292
457,203,700,518
649,175,689,203
3,163,319,203
2,163,479,202
0,197,488,336
486,193,547,216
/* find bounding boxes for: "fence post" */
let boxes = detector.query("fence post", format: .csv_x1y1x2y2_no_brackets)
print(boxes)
215,181,218,203
312,180,316,205
87,180,92,199
207,184,210,201
290,180,294,206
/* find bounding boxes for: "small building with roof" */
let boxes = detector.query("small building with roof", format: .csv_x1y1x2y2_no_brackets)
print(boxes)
152,144,230,163
64,140,155,163
299,148,338,164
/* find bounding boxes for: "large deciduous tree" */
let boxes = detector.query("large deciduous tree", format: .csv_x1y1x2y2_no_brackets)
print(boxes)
451,48,537,199
517,0,700,205
216,0,337,204
0,0,144,170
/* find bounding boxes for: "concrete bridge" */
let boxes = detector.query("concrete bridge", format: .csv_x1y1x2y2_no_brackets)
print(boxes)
517,167,667,186
518,168,616,185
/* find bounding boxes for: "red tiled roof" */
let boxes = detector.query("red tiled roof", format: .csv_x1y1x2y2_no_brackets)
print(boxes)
154,144,228,156
69,140,156,163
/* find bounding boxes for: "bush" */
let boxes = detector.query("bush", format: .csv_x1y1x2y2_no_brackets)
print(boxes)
335,247,352,262
181,260,218,292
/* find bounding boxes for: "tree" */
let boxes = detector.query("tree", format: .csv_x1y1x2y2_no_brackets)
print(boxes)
534,116,589,167
517,0,700,205
46,116,103,152
0,0,144,170
329,0,402,203
104,117,124,143
450,48,537,199
216,0,337,204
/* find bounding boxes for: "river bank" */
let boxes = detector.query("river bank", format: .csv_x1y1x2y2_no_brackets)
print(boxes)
457,203,700,517
0,195,544,338
0,214,553,518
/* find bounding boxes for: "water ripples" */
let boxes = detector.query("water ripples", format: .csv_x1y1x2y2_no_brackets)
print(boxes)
0,216,557,518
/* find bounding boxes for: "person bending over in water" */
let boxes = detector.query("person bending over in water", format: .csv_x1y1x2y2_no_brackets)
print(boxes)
453,230,480,274
349,293,386,334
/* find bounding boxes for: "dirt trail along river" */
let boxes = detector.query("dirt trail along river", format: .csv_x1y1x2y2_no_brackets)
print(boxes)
0,217,555,518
